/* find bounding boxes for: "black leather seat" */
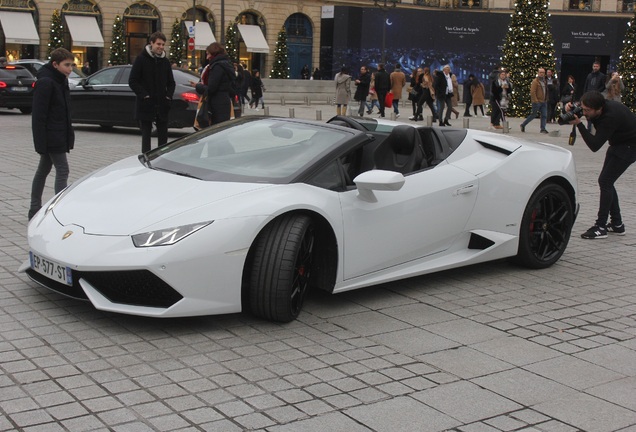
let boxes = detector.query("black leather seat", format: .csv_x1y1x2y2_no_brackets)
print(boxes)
373,125,426,174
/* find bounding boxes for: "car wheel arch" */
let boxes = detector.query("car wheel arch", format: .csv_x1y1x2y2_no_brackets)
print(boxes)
241,210,338,321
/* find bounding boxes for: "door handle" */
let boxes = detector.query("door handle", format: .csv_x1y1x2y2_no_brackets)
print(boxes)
455,184,476,195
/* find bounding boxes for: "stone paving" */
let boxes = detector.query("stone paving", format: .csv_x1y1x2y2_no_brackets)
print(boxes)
1,103,635,432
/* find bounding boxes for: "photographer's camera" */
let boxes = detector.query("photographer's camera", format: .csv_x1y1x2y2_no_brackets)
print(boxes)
558,105,583,125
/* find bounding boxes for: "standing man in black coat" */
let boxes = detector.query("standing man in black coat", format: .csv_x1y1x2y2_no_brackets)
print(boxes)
374,63,390,118
29,48,75,220
129,32,175,153
354,65,371,117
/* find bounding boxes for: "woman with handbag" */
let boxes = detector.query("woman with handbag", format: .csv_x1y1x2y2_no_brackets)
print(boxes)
335,66,352,116
195,42,234,126
408,68,423,120
414,67,437,121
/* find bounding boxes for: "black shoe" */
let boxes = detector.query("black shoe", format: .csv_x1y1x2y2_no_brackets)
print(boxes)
520,124,525,132
540,129,548,134
418,115,423,121
409,115,418,121
581,225,608,239
28,208,39,221
367,110,372,114
444,120,452,126
607,223,626,235
464,114,472,117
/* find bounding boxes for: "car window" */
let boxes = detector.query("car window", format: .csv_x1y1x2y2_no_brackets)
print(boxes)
173,69,200,85
0,67,34,79
86,68,120,85
118,67,131,84
148,119,351,183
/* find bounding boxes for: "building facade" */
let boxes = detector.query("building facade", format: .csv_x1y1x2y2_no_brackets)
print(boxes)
0,0,633,79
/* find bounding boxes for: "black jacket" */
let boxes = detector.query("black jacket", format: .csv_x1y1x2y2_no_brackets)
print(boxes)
577,100,636,152
354,72,371,101
32,63,74,154
374,69,390,92
195,54,235,125
433,70,452,98
129,45,176,122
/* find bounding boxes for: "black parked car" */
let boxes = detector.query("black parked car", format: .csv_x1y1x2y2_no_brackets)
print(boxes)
70,65,200,129
0,65,36,114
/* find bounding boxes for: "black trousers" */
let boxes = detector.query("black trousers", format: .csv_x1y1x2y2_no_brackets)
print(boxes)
596,144,636,227
140,119,168,153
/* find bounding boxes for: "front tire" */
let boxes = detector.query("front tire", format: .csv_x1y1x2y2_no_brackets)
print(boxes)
249,214,315,322
513,183,573,269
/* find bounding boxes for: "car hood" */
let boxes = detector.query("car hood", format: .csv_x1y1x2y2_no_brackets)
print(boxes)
52,156,273,235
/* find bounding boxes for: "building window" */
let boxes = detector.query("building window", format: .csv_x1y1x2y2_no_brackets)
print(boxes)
569,0,593,11
415,0,440,6
460,0,481,7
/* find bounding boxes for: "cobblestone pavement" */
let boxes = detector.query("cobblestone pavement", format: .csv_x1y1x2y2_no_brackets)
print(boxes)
1,104,635,432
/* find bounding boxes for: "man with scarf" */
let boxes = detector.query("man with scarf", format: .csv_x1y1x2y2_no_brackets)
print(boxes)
129,31,175,153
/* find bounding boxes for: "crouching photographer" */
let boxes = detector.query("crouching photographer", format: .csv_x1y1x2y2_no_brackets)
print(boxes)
564,90,636,239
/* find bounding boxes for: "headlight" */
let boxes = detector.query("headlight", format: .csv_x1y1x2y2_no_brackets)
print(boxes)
131,221,213,247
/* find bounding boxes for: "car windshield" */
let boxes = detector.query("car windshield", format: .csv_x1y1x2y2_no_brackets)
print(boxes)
147,119,350,183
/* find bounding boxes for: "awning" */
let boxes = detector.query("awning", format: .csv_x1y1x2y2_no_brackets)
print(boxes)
64,15,104,47
184,21,216,50
0,11,39,45
237,24,269,54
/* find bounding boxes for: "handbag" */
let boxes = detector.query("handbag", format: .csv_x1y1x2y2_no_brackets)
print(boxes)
384,92,394,108
194,94,209,130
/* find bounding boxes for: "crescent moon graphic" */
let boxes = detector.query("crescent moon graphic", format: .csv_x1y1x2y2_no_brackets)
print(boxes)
386,19,393,25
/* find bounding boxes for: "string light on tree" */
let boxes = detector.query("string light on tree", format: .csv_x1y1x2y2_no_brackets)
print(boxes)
270,27,289,79
501,0,556,117
225,24,238,63
618,15,636,113
109,15,127,66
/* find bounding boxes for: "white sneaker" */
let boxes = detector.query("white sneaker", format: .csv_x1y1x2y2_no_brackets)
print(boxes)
395,113,400,118
255,108,259,111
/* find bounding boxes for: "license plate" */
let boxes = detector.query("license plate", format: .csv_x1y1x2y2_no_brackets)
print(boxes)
29,252,72,286
10,86,29,92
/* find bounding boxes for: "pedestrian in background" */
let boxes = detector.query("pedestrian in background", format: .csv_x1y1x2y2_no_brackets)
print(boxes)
334,66,351,116
450,71,460,119
463,74,474,117
374,63,390,118
249,69,264,110
408,67,423,120
471,77,486,117
240,62,251,107
366,73,382,115
129,31,175,153
390,63,406,118
560,75,576,112
196,43,234,126
415,67,437,122
520,67,548,134
604,71,625,102
433,65,454,126
354,65,371,117
546,69,560,123
490,69,511,129
28,48,75,221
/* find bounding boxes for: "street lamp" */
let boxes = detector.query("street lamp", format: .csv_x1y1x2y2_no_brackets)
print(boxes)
374,0,398,64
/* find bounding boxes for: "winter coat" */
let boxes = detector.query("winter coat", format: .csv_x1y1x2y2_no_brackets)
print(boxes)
471,82,486,106
374,69,390,92
462,79,473,104
450,75,459,107
529,77,547,103
196,54,234,125
433,70,453,98
250,75,264,100
354,72,371,102
390,70,406,100
129,45,176,122
335,72,351,105
32,63,75,154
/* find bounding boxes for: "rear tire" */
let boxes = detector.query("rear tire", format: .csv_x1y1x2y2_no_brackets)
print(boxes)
513,183,573,269
249,214,315,322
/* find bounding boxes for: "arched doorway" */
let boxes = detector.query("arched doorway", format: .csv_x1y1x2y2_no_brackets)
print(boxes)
61,0,104,72
124,1,160,64
285,13,312,79
230,11,268,75
181,7,215,71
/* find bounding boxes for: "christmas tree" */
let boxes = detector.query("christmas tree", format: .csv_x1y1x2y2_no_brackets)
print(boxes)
169,19,185,67
270,27,289,79
109,15,127,66
225,24,238,62
501,0,556,117
618,14,636,113
47,9,65,58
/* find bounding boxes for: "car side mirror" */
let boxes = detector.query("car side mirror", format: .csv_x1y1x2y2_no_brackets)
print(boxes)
353,170,405,202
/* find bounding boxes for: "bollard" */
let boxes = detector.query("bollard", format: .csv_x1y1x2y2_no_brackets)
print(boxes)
390,112,396,121
281,96,285,106
264,106,270,116
316,109,322,121
289,108,295,118
462,118,470,129
503,120,510,133
426,116,433,127
307,97,311,107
